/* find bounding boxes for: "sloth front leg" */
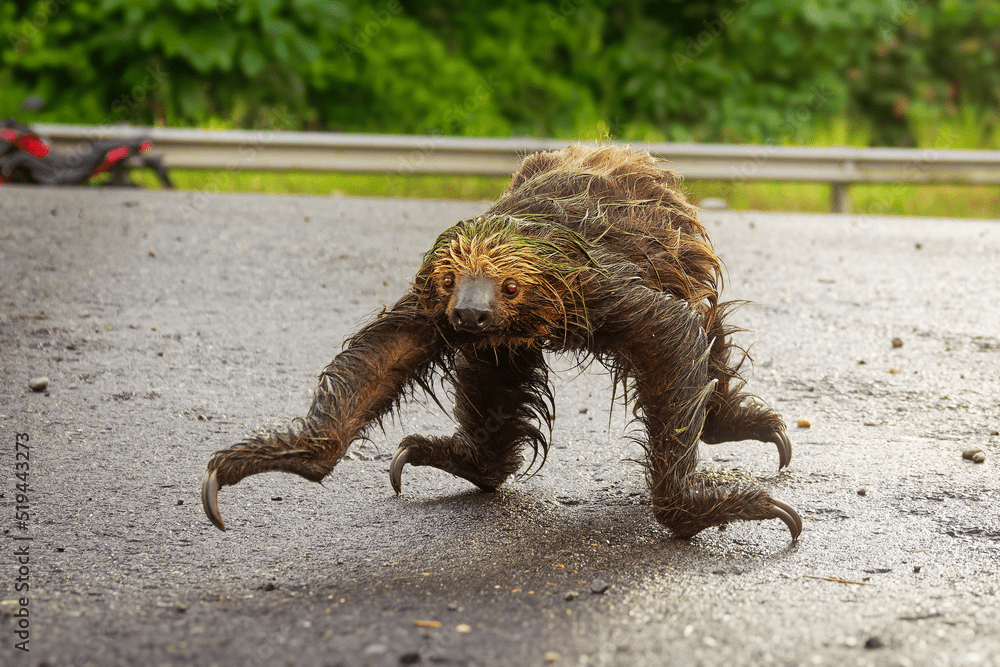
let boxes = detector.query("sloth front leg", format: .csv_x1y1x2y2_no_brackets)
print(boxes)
201,294,445,531
390,345,552,493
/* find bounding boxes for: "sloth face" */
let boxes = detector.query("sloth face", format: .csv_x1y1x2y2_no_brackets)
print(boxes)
436,270,521,333
418,216,592,345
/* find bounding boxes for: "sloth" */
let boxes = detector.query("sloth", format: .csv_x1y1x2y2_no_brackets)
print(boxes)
201,144,801,540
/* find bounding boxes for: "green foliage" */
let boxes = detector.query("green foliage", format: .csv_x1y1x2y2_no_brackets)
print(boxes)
2,0,1000,146
2,0,351,128
314,3,510,135
844,0,1000,145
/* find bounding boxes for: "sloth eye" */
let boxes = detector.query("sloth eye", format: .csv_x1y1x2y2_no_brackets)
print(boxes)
441,273,455,289
503,279,519,296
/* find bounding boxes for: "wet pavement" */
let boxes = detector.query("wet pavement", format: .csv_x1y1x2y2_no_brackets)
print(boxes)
1,185,998,666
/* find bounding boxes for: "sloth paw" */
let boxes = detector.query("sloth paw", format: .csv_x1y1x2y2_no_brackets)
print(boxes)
767,429,793,470
389,434,514,494
769,498,802,539
201,469,226,531
389,435,447,495
389,445,411,495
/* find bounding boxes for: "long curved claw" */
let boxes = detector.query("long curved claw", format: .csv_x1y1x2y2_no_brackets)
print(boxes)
389,447,410,495
770,430,793,470
201,470,226,531
770,498,802,540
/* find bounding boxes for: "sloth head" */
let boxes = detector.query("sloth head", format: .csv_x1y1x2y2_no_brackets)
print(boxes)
416,216,593,344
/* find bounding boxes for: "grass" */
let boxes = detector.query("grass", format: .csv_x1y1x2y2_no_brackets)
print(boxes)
126,109,1000,219
130,168,510,201
128,168,999,219
685,180,1000,219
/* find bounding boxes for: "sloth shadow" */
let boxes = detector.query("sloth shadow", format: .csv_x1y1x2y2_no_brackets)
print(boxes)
350,481,800,592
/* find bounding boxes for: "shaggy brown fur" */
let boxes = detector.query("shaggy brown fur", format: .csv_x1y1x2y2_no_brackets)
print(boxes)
202,145,801,540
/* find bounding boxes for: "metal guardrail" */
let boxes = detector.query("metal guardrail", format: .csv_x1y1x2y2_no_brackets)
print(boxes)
31,123,1000,213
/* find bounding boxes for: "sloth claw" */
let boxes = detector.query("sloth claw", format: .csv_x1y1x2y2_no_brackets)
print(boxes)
202,469,226,531
769,429,793,470
389,446,410,495
769,498,802,540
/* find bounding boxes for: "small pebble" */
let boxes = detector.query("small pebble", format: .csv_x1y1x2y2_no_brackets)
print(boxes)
864,636,884,649
176,604,187,613
564,591,580,601
962,449,986,463
447,602,459,611
363,644,387,656
28,376,49,392
891,337,903,348
857,489,867,496
456,624,471,633
913,566,922,573
796,419,811,428
990,430,999,436
590,579,609,594
544,651,561,663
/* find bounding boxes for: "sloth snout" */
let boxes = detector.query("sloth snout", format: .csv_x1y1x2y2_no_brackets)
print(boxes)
454,305,494,331
451,274,497,332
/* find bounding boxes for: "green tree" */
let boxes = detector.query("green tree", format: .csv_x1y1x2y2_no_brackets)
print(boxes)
3,0,999,145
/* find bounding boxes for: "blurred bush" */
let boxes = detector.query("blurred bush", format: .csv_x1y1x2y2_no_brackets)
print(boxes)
2,0,998,145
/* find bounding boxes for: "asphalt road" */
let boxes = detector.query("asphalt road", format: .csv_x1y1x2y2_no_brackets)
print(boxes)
1,184,998,667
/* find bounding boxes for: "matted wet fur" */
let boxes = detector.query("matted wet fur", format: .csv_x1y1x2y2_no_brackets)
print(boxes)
202,145,801,540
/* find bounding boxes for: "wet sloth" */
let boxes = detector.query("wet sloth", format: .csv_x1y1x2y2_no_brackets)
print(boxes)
202,145,801,540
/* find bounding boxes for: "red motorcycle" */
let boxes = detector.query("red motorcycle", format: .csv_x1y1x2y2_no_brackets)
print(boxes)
1,120,172,187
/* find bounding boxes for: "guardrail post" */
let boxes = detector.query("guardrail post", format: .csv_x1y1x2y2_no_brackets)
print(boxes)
830,182,850,214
